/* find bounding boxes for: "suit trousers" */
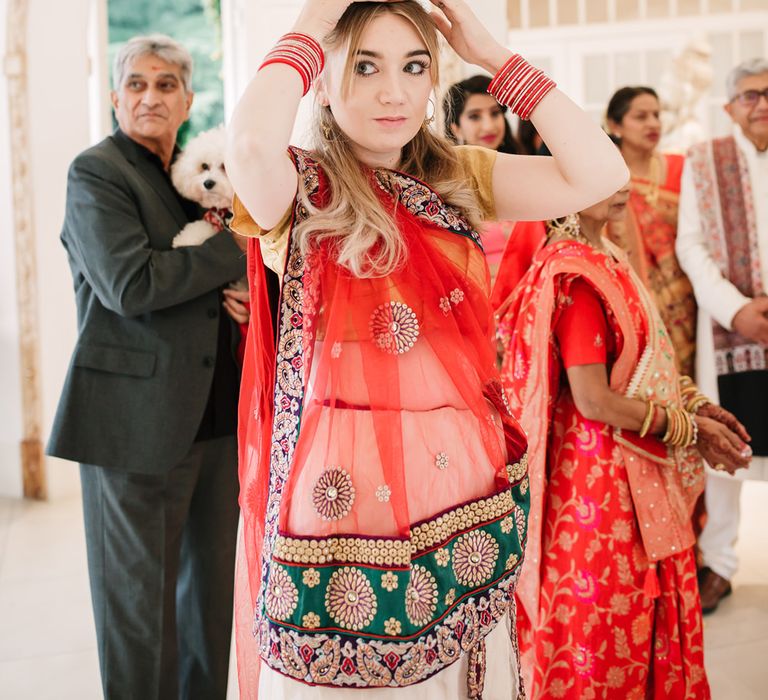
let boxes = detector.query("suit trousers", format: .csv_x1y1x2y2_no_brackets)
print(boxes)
80,435,239,700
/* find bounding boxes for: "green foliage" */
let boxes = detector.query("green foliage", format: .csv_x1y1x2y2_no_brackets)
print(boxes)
108,0,223,145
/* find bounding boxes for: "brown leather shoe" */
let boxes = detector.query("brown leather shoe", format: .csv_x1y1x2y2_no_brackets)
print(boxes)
698,567,732,614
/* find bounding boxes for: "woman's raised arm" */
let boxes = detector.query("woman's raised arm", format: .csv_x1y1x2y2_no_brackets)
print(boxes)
430,0,629,221
226,1,386,230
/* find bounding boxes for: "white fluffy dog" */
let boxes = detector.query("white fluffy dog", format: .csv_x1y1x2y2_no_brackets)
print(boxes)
171,125,234,248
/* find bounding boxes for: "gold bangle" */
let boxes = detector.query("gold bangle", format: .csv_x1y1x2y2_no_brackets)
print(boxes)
639,400,655,438
686,395,710,413
662,406,674,443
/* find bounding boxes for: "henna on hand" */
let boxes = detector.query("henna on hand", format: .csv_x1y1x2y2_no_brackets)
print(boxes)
697,403,751,443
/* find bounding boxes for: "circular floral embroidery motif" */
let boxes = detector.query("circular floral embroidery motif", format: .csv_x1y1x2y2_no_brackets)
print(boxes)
302,568,321,588
265,565,298,621
303,612,321,629
325,567,378,631
405,564,438,627
312,468,355,521
375,485,391,503
384,617,402,636
452,531,499,587
435,452,449,471
369,301,420,355
381,571,399,592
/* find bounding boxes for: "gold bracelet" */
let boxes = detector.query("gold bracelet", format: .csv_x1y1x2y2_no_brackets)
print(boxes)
662,406,675,443
686,395,710,413
639,400,655,438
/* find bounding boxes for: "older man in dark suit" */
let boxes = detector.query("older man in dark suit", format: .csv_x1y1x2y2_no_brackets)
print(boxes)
48,35,246,699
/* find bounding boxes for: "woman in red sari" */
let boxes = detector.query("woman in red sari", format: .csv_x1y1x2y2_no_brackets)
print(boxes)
605,87,696,377
496,190,751,699
225,1,628,697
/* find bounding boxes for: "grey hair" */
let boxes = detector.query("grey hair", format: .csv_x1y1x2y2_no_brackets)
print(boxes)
726,58,768,100
112,34,193,92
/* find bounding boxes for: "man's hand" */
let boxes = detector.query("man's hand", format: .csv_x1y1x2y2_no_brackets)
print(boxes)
731,297,768,344
222,288,250,324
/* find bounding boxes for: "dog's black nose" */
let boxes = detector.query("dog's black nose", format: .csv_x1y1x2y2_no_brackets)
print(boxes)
203,179,216,190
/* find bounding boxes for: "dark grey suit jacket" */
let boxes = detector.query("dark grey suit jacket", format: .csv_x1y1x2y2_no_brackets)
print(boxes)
47,131,245,473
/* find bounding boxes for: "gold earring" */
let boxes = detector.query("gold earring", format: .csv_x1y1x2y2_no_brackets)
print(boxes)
321,122,332,139
423,97,436,127
546,213,585,242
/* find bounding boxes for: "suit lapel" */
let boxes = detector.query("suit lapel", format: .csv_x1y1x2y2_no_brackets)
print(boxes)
111,132,189,229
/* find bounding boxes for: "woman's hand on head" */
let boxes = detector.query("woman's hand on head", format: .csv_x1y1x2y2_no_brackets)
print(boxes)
427,0,510,73
295,0,398,41
695,415,752,475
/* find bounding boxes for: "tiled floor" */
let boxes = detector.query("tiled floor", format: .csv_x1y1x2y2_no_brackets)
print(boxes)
0,485,766,699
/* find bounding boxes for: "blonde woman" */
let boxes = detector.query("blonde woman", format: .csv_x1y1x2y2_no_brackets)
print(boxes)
226,1,628,697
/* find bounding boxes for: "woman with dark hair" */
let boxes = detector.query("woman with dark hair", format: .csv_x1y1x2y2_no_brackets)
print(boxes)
443,74,521,285
605,86,697,378
443,74,521,154
495,189,750,699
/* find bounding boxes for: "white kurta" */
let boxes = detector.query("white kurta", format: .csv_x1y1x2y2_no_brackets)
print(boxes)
676,125,768,484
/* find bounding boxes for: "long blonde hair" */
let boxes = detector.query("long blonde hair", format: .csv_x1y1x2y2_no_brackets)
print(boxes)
294,1,483,278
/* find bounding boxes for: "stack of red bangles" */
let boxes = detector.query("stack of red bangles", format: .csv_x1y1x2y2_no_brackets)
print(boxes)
259,33,325,96
487,54,556,120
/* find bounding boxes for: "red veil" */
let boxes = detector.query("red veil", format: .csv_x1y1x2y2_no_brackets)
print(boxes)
233,148,529,696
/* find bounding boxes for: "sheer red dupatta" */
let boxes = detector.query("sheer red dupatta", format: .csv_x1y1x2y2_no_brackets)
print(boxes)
235,149,529,695
234,235,277,694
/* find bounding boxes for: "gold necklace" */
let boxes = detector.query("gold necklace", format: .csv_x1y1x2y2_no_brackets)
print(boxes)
636,153,661,207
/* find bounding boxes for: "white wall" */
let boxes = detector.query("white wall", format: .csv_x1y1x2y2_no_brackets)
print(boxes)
0,0,23,497
29,0,102,499
1,0,101,499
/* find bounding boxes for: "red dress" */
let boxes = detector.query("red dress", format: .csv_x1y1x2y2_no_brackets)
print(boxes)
497,239,709,699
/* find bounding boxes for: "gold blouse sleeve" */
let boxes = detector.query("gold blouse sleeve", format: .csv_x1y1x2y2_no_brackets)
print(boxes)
454,145,498,221
230,194,292,275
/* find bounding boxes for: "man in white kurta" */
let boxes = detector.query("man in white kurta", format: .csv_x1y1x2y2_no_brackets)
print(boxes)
676,58,768,614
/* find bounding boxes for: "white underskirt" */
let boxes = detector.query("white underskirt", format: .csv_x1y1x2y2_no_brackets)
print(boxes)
257,615,520,699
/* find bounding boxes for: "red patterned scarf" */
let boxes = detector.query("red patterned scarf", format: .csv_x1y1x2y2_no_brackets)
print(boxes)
687,136,765,376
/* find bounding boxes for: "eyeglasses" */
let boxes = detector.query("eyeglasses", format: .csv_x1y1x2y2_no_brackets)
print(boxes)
731,88,768,107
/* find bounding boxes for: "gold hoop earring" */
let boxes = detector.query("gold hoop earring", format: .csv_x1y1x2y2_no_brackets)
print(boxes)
423,97,436,127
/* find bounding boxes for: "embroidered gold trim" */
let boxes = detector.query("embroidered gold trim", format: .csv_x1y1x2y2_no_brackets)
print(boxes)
274,489,515,567
506,453,528,483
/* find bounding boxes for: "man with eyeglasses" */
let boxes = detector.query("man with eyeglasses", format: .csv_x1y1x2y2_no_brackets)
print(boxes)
676,57,768,614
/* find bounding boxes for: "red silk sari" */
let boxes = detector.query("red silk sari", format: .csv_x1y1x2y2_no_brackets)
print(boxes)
606,153,696,377
235,148,529,698
496,238,708,699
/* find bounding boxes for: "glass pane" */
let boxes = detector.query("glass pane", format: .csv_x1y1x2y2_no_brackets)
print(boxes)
584,54,611,105
616,0,640,21
708,33,733,98
586,0,609,23
557,0,580,24
646,0,669,18
739,31,765,62
530,0,550,27
508,0,523,29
